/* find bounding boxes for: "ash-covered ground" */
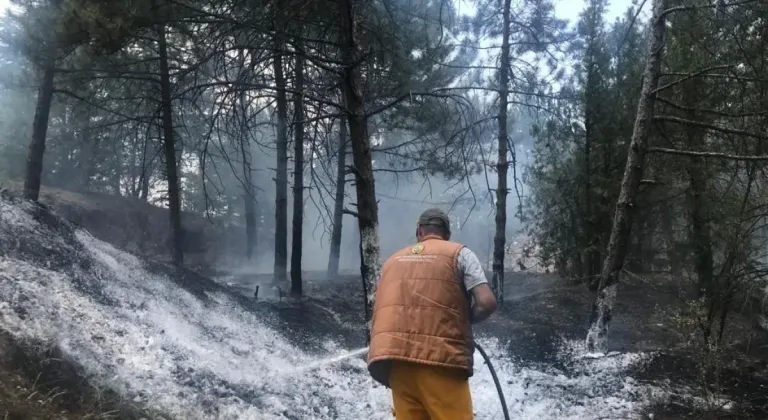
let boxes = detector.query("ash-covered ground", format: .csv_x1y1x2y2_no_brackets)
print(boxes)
1,191,767,419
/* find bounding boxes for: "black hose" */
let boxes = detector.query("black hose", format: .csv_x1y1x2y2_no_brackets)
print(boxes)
475,342,510,420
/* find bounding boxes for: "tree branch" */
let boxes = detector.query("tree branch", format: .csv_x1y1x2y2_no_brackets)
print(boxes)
648,147,768,161
654,115,767,139
653,64,736,94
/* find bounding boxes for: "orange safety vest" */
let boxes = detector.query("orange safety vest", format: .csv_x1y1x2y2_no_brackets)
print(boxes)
367,235,474,387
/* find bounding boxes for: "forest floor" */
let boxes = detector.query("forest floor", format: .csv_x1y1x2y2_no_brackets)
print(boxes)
219,269,768,419
2,185,768,419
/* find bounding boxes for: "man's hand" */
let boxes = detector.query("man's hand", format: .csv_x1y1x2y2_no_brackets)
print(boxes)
469,283,497,324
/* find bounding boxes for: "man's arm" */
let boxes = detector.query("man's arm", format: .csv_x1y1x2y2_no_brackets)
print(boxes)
469,283,497,323
457,248,498,324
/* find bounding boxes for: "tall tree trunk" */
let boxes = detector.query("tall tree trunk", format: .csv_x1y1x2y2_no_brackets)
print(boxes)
128,131,141,197
112,156,123,196
23,59,56,202
240,109,257,261
687,143,713,298
138,127,153,201
339,0,382,331
80,131,94,191
290,53,305,297
586,0,667,352
584,110,594,283
75,104,95,192
242,165,257,260
584,90,602,287
492,0,512,307
681,84,713,298
327,115,348,280
583,0,606,288
158,23,184,267
237,49,257,261
273,40,289,284
570,208,585,278
139,136,151,201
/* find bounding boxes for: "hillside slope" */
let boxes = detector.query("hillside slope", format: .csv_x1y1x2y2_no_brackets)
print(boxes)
1,181,249,270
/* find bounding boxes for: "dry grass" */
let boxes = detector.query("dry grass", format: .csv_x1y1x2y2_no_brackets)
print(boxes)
0,366,101,420
0,333,171,420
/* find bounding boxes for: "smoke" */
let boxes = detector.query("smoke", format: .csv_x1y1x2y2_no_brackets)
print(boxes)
222,113,536,276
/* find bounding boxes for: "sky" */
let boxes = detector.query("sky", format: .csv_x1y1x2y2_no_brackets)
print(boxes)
556,0,640,23
452,0,642,23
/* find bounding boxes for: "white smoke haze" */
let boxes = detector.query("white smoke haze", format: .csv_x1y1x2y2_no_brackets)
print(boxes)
214,115,535,276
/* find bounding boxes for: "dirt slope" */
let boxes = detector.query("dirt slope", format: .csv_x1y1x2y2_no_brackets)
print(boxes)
1,181,249,270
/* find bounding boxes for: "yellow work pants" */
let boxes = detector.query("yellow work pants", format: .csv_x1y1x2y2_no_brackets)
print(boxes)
389,361,474,420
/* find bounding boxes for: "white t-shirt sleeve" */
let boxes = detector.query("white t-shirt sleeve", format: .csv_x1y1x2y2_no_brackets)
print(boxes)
457,247,489,292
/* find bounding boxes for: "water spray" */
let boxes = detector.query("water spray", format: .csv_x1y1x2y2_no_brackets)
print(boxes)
303,343,510,419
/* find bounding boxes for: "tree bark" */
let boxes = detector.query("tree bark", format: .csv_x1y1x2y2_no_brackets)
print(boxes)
492,0,512,307
273,40,289,284
23,59,56,202
290,53,305,297
339,0,382,330
327,114,348,280
157,23,184,267
586,0,667,352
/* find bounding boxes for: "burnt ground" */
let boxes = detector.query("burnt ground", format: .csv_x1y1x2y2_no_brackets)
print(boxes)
213,269,768,419
1,187,766,419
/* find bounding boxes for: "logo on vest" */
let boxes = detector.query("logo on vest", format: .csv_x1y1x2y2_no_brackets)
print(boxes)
411,243,425,254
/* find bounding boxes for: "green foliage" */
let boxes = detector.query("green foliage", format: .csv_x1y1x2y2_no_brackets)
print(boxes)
525,2,648,279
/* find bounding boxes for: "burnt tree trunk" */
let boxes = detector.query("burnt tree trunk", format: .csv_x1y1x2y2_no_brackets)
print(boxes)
236,48,257,261
157,23,184,267
339,0,382,330
290,53,305,297
23,58,56,202
326,114,348,280
586,0,667,352
273,39,289,283
492,0,512,307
